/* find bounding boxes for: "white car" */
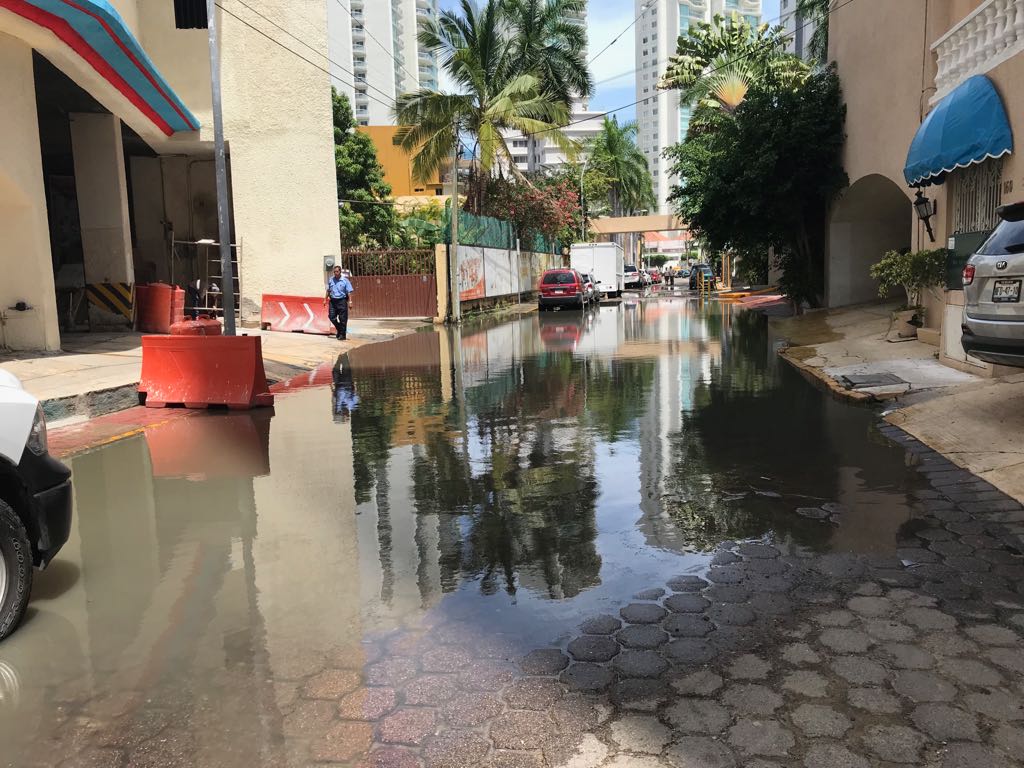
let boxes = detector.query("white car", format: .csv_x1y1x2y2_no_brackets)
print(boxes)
0,369,72,641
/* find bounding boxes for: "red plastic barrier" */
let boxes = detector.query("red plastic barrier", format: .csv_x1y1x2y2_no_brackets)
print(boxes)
260,294,334,335
170,316,222,336
136,283,186,333
138,335,274,410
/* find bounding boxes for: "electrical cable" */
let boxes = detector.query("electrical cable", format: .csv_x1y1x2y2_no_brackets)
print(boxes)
331,0,421,86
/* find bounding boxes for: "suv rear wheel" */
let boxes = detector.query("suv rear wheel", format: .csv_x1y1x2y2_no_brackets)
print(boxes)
0,500,32,642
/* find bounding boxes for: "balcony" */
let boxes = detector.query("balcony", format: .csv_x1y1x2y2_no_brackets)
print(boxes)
932,0,1024,102
416,0,430,8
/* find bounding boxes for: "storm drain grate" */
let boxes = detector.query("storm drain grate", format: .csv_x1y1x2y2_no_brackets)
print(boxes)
839,373,908,390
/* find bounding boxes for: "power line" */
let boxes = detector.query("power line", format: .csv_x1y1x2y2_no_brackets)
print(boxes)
220,0,395,109
588,1,654,67
331,0,420,86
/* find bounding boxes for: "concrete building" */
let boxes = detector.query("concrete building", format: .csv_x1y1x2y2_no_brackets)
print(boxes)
357,125,444,198
635,0,762,213
0,0,340,351
780,0,817,60
327,0,439,127
826,0,1023,377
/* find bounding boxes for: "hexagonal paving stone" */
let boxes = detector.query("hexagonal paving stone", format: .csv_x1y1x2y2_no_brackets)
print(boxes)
814,610,856,627
405,674,460,707
847,687,902,714
704,585,751,603
737,543,780,559
458,661,514,692
667,575,709,593
893,671,957,703
986,647,1024,675
846,596,893,617
964,624,1020,646
568,635,620,663
881,643,934,669
378,708,437,746
423,730,491,768
722,684,783,715
664,639,715,664
634,587,666,601
490,711,551,751
791,704,852,738
338,687,397,721
939,657,1004,687
366,658,419,688
560,663,614,693
782,670,830,698
862,725,926,764
726,654,771,680
964,690,1024,721
664,699,730,734
750,592,793,616
938,743,1013,768
611,677,671,712
664,737,737,768
303,668,362,700
579,615,622,635
616,624,669,650
664,593,711,614
610,715,671,754
671,670,724,697
441,691,503,727
706,566,746,584
904,607,958,631
311,721,374,763
781,643,821,666
911,704,980,742
708,604,756,627
503,677,563,711
663,614,713,638
519,649,569,676
802,743,869,768
831,656,888,686
620,603,668,625
819,628,873,654
614,650,669,679
727,720,794,757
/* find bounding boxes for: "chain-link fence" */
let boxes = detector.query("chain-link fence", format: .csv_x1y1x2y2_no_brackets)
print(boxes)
442,208,562,254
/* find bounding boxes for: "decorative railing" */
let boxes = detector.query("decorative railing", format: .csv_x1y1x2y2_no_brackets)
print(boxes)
932,0,1024,102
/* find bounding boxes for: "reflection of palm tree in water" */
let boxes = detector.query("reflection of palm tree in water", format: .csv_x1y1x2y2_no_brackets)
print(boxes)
331,353,360,423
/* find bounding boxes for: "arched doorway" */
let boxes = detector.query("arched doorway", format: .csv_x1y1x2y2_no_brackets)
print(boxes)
827,174,913,307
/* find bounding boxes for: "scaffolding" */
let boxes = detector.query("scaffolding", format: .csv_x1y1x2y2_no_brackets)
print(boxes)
170,235,242,321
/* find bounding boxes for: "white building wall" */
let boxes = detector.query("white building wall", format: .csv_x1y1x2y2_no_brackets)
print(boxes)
635,0,762,214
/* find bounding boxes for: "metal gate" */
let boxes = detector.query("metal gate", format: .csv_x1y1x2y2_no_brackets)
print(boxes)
340,249,437,319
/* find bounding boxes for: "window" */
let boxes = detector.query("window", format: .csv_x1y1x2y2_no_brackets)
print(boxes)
643,36,648,43
513,139,527,148
542,271,576,285
173,0,207,29
744,14,758,26
952,159,1004,235
643,87,649,93
782,0,788,7
643,49,648,55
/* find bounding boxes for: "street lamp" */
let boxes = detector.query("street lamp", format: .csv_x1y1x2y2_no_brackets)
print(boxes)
914,189,936,243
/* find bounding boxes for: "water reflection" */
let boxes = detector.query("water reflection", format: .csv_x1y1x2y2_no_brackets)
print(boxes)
0,298,930,765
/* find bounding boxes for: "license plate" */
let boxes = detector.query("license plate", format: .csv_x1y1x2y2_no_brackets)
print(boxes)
553,289,564,295
993,279,1021,303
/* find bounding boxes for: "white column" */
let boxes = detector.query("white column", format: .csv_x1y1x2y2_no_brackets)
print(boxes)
69,112,135,294
0,34,61,351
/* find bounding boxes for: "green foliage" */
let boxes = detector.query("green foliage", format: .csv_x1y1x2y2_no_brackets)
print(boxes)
333,89,398,248
869,248,946,309
545,161,614,239
796,0,833,63
666,66,847,308
588,117,655,216
480,174,579,247
396,200,445,248
661,13,809,113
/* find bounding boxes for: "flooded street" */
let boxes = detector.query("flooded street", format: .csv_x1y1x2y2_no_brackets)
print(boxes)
4,295,1023,768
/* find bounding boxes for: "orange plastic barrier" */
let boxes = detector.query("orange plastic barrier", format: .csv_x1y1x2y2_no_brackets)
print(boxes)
136,283,185,333
170,316,222,336
138,335,274,409
260,294,334,335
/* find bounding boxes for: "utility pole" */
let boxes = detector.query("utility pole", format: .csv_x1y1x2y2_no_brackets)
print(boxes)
580,155,589,242
206,0,237,335
448,137,461,324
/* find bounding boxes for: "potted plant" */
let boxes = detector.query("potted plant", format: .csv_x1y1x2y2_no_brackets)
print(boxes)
869,248,946,340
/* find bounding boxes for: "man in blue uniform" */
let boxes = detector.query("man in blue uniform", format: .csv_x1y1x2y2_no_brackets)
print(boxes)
324,265,355,340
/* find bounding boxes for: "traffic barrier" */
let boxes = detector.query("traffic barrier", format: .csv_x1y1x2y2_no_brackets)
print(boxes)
170,316,222,336
138,335,274,409
136,283,185,333
85,282,133,322
260,294,334,335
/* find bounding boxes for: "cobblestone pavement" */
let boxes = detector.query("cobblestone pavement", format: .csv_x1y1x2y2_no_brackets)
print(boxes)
55,425,1024,767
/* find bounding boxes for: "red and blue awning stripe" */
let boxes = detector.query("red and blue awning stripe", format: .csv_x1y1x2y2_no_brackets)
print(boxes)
0,0,199,135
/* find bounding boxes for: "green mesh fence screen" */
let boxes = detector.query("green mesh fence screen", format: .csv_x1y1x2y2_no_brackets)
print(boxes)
443,208,561,254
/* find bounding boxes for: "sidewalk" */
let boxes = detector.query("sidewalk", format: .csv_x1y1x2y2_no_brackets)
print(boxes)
772,301,1024,504
0,319,426,424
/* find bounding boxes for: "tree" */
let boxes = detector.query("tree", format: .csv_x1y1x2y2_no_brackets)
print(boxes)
333,89,397,248
587,117,655,216
796,0,833,63
660,13,808,115
394,0,573,192
665,67,847,308
480,174,579,246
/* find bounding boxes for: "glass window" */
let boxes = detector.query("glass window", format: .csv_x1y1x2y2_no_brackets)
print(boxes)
978,218,1024,255
542,271,577,285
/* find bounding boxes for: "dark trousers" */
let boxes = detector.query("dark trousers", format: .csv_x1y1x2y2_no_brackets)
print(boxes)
328,297,349,338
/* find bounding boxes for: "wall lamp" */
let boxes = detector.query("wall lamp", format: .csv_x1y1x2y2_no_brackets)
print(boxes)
914,189,936,243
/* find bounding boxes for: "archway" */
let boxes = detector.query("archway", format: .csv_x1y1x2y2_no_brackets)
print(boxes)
827,174,913,307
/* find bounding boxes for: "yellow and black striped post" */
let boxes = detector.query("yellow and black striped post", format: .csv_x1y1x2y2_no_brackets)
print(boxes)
85,283,134,322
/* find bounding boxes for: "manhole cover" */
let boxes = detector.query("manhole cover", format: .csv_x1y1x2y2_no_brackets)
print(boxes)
839,373,907,389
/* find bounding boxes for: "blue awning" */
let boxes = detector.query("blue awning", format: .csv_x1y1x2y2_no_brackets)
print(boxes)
904,75,1012,187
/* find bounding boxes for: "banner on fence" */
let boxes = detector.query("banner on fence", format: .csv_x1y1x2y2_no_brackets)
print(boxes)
484,248,514,297
458,246,486,301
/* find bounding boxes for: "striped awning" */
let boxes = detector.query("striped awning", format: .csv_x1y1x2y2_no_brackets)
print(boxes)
0,0,199,135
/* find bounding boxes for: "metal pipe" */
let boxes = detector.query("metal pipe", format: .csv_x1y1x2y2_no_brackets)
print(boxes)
206,0,237,335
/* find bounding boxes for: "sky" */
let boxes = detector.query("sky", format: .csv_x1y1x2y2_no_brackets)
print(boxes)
437,0,782,122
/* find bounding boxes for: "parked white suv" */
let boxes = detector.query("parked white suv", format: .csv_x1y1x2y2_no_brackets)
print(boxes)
0,369,72,641
962,201,1024,367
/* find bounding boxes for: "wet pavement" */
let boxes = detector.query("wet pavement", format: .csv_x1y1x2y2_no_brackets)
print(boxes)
3,294,1024,767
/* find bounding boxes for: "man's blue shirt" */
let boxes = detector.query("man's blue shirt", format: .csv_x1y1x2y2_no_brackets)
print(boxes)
328,275,354,300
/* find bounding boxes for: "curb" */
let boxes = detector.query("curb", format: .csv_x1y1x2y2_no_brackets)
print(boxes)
777,347,876,404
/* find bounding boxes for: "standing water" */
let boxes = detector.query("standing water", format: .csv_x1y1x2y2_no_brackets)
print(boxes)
1,297,931,766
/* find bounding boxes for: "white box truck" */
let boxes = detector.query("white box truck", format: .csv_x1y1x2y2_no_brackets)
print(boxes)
570,242,624,299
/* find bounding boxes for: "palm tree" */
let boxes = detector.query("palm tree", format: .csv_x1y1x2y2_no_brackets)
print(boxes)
394,0,572,189
796,0,833,63
660,13,808,114
588,117,655,216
